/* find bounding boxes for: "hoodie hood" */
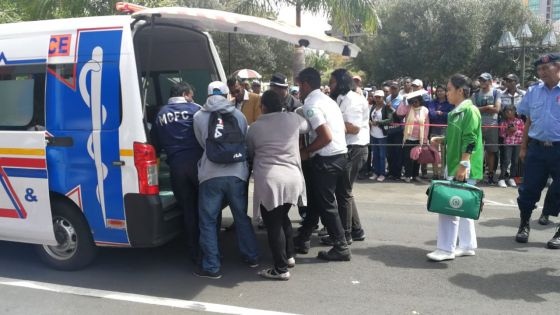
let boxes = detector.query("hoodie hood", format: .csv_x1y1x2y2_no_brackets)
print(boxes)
203,95,235,113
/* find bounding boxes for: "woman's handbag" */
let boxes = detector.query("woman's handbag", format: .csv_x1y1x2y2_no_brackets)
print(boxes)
410,145,441,164
426,180,484,220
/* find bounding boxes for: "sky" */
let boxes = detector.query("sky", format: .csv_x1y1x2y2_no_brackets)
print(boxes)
276,4,331,34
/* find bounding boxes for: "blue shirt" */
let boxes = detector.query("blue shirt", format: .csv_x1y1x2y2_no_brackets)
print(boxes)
428,99,454,125
517,81,560,142
152,99,203,166
386,94,402,110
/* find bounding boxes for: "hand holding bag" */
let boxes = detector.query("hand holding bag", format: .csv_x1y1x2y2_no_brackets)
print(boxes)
426,180,484,220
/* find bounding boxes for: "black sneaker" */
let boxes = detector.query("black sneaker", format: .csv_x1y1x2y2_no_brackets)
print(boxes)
320,235,352,246
317,247,351,261
539,214,550,226
317,226,329,237
546,227,560,249
243,257,259,268
193,268,222,279
485,174,495,185
351,229,366,241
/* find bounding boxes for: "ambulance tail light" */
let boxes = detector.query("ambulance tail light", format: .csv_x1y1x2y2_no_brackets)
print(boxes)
133,142,159,195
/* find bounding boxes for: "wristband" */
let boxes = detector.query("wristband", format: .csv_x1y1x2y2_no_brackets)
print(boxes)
460,160,470,168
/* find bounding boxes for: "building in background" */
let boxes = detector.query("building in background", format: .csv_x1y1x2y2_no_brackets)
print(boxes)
526,0,560,23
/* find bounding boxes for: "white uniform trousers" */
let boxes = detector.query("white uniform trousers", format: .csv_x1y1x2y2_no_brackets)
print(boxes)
436,215,477,253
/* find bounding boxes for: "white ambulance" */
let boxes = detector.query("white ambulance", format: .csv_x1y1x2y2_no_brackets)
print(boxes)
0,4,360,270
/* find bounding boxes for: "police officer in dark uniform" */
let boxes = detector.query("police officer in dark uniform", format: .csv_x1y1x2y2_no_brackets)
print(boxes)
515,53,560,248
151,82,203,262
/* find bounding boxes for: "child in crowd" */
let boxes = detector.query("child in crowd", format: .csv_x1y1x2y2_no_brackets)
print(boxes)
497,105,524,188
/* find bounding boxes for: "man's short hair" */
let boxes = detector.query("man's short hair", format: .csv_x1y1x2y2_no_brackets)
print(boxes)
297,67,321,90
170,82,193,98
226,76,240,87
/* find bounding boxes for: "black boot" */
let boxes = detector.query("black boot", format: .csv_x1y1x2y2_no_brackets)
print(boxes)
317,241,351,261
546,225,560,249
538,214,550,225
515,217,531,243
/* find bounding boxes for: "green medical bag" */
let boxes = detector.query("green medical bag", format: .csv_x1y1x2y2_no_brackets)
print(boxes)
426,180,484,220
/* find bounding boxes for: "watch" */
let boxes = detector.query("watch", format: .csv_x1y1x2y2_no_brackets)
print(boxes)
460,160,470,168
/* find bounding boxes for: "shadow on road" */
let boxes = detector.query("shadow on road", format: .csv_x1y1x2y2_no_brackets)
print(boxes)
479,217,556,231
352,245,448,269
0,222,275,301
449,268,559,302
424,236,546,252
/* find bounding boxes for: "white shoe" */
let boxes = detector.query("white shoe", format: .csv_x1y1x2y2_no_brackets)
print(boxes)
258,268,290,280
427,249,455,261
507,178,517,187
287,257,295,268
369,174,378,180
497,179,507,188
454,248,476,257
547,177,553,187
404,177,412,183
377,175,385,182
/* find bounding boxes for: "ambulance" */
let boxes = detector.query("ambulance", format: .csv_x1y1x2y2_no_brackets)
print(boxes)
0,3,360,270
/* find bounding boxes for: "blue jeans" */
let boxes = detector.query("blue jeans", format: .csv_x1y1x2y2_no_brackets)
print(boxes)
517,141,560,218
371,136,387,176
199,176,258,273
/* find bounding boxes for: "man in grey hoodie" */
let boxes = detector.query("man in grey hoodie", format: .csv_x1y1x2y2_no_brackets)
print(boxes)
192,81,258,279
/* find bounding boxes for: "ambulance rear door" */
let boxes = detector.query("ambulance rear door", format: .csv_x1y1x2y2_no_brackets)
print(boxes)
0,33,56,245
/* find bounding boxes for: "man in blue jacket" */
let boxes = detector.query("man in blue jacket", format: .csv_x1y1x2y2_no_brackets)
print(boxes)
152,82,203,264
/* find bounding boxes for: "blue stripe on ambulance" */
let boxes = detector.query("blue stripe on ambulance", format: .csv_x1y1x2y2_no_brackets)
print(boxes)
46,29,129,245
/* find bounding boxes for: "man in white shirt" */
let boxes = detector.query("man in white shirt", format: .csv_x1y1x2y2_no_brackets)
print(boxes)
324,68,369,245
294,67,351,261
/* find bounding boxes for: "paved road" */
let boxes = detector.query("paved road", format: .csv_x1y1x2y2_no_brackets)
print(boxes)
0,180,558,315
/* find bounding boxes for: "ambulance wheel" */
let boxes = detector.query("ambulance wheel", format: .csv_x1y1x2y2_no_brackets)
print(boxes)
36,199,97,270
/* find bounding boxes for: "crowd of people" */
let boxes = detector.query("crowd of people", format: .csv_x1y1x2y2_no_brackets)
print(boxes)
150,53,560,281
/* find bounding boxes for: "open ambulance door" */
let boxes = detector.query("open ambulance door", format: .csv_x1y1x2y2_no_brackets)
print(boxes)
127,5,361,58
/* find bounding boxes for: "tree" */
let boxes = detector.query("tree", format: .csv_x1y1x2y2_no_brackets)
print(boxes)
353,0,551,87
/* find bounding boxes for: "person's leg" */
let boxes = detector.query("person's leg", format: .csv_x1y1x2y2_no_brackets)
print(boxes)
500,146,512,180
348,147,368,238
436,214,459,253
260,205,289,273
281,205,295,260
335,151,354,237
226,177,258,262
402,140,414,178
378,137,387,176
372,137,380,176
516,143,550,242
457,218,477,250
198,179,225,273
510,145,520,178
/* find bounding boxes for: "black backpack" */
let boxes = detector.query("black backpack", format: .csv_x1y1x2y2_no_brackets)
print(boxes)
206,111,247,164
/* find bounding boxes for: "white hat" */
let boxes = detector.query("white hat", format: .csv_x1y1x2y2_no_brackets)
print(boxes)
373,90,385,97
404,90,427,100
208,81,229,96
411,79,423,87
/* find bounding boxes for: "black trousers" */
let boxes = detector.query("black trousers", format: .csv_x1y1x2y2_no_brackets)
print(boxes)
260,204,294,273
402,139,421,178
169,159,200,262
298,159,313,219
300,154,348,246
387,131,404,178
336,146,367,235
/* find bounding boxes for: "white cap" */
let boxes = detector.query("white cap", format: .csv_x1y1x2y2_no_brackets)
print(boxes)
412,79,423,87
208,81,229,96
373,90,385,97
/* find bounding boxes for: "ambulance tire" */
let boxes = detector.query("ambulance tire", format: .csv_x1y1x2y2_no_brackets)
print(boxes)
35,199,98,270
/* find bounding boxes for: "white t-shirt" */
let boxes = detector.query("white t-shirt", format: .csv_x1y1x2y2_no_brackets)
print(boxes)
370,107,385,138
337,91,370,145
303,89,348,157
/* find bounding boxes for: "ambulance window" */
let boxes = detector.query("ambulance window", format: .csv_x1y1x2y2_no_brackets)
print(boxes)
0,64,45,130
47,63,75,86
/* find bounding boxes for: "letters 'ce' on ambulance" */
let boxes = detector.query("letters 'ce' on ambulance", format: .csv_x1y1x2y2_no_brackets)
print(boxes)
0,3,360,270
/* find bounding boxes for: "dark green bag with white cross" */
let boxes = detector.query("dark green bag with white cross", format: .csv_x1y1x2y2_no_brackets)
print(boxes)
426,180,484,220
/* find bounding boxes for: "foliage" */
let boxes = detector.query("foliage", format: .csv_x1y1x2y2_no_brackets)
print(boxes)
352,0,552,87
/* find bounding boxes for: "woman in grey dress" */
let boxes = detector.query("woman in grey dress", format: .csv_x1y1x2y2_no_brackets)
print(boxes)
247,90,310,280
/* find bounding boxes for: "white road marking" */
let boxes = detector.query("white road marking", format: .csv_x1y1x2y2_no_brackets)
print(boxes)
483,199,519,208
0,277,298,315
